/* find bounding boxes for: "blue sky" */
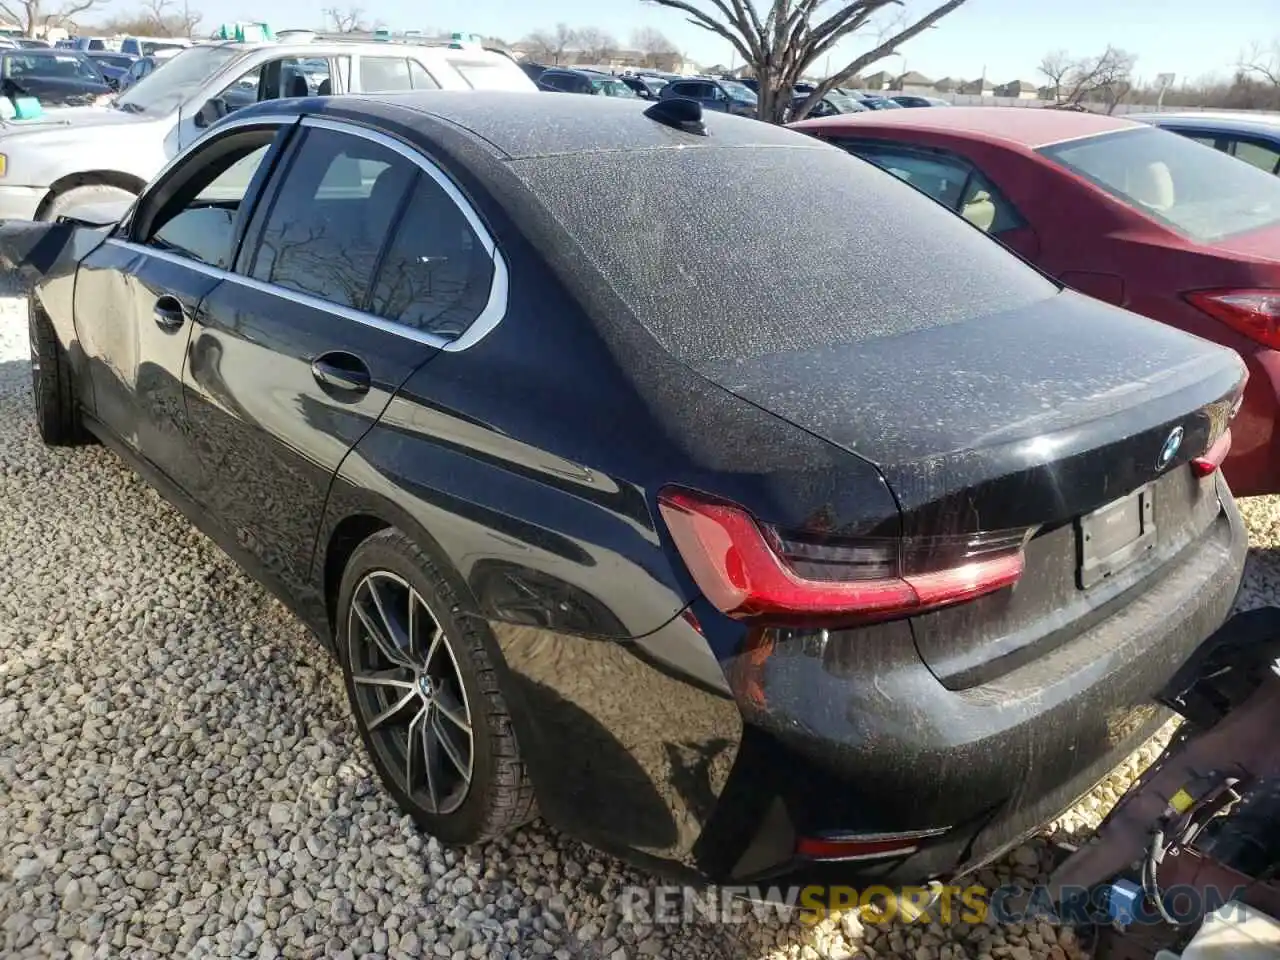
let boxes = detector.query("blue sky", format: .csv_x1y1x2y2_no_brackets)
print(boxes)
195,0,1276,86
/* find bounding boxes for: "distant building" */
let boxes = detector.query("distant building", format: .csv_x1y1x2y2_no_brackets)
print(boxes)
933,76,959,94
893,71,935,94
957,77,994,96
996,79,1039,100
861,70,894,90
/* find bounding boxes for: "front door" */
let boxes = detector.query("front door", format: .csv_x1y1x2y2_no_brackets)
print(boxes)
183,118,495,607
74,119,293,495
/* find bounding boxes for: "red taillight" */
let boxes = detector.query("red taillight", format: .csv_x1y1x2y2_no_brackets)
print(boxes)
656,487,1032,625
1192,427,1232,477
796,828,949,862
1186,289,1280,350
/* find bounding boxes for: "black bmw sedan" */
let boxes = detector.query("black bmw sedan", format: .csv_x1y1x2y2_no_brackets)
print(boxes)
19,91,1248,887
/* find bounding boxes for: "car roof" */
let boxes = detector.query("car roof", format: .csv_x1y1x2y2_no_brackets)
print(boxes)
1130,111,1280,135
239,90,809,160
793,105,1139,148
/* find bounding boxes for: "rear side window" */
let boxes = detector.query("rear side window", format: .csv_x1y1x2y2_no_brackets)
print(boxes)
511,145,1057,367
1230,139,1280,176
367,173,495,338
843,142,1025,234
359,56,412,92
408,60,438,89
246,127,416,310
1040,125,1280,241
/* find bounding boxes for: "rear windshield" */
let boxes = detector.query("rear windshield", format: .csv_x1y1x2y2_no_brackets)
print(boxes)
512,144,1058,366
1040,125,1280,242
4,52,101,82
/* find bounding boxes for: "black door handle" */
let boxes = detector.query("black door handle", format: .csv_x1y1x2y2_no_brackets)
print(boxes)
153,295,186,331
311,352,371,395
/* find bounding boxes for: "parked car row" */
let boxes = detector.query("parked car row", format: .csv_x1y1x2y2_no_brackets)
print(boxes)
0,40,537,222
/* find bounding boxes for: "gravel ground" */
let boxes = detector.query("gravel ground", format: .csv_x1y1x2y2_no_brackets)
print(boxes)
1,287,1277,960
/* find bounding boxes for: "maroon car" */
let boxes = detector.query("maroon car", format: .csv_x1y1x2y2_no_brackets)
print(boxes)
791,108,1280,497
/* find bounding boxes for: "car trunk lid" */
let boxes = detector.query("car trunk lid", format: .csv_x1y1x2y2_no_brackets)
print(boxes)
697,289,1245,683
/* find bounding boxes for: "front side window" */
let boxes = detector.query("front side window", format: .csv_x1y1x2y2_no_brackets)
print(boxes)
359,56,412,93
367,172,494,338
246,127,417,310
1041,125,1280,241
142,132,276,269
719,80,756,104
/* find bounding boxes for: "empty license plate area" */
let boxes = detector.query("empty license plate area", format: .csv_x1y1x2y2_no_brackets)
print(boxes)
1076,485,1156,589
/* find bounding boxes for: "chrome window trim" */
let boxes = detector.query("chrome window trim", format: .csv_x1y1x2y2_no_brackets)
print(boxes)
115,112,510,354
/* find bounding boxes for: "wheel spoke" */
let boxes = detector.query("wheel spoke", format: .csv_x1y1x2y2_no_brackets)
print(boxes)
354,597,414,670
434,692,471,736
366,578,412,661
432,712,471,783
352,668,416,691
423,626,443,673
404,704,428,795
421,706,441,813
367,689,416,731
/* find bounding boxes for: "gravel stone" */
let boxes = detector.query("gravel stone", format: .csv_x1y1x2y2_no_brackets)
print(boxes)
2,281,1278,960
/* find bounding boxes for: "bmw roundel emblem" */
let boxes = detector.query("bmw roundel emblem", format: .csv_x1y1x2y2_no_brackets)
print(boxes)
1157,426,1184,471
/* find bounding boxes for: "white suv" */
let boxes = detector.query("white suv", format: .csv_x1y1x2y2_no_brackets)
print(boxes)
0,40,536,220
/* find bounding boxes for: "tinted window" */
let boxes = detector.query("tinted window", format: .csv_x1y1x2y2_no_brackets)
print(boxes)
408,59,438,89
359,56,412,92
367,173,495,338
856,148,971,207
147,139,273,269
1041,126,1280,241
512,146,1056,366
1231,138,1280,175
247,127,416,310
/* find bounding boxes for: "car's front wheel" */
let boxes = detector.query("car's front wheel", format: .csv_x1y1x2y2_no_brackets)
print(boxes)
336,529,537,844
28,299,89,446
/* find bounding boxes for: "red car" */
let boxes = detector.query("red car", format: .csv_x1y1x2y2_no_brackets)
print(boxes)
791,108,1280,496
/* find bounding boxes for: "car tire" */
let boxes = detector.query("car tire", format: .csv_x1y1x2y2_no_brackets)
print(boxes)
41,183,136,222
336,528,537,844
28,298,89,446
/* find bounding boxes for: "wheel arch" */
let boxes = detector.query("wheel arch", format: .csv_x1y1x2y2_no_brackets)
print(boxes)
36,170,146,219
315,492,483,642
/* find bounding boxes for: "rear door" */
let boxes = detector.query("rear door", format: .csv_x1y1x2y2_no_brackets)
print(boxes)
183,117,501,605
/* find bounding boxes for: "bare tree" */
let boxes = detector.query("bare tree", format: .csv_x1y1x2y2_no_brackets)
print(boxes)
645,0,971,123
1050,46,1137,113
632,26,680,69
523,22,577,65
323,5,365,33
1241,40,1280,87
137,0,200,35
0,0,107,37
1038,50,1074,103
574,26,616,63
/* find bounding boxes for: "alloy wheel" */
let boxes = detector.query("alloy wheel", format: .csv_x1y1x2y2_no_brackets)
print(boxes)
346,570,474,815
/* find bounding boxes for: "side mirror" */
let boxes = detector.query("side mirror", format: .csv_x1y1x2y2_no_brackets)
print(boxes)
194,97,228,129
